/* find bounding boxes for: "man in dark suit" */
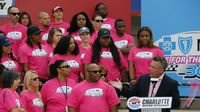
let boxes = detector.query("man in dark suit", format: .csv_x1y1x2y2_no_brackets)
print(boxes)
129,56,180,112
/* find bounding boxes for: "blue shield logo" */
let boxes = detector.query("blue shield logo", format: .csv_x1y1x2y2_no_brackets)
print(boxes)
178,36,192,54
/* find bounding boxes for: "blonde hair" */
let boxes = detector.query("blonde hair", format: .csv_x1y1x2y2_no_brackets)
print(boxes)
23,70,38,90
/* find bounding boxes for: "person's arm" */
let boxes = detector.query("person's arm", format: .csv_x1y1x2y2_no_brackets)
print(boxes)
110,106,118,112
68,107,76,112
120,68,127,82
128,60,137,86
10,108,26,112
43,105,46,112
83,63,88,78
119,44,134,54
22,63,29,74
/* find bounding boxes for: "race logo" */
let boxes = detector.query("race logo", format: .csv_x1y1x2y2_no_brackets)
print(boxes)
85,88,103,97
0,0,14,17
127,97,141,110
178,36,192,55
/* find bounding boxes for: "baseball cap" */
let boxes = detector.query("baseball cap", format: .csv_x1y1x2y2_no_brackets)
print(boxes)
27,25,41,36
0,35,12,46
52,6,63,13
98,28,111,38
79,27,90,34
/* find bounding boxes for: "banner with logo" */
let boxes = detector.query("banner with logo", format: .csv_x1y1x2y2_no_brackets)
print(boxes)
142,0,200,96
0,0,15,17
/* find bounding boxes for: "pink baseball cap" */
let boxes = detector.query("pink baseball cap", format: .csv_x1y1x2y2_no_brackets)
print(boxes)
52,6,63,13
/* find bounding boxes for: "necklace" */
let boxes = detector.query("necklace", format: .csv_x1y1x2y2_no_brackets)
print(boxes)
57,78,68,100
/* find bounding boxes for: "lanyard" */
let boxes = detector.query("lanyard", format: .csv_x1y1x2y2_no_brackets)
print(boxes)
57,78,68,100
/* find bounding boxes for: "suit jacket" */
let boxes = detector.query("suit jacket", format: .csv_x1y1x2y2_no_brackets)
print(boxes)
130,74,180,112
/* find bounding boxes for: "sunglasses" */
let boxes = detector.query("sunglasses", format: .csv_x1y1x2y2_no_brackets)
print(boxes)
95,19,103,23
100,73,107,77
88,70,101,74
11,12,20,16
31,77,40,81
59,65,70,68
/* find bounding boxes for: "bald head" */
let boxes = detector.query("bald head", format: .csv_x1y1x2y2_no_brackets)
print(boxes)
87,63,99,71
38,11,50,28
86,63,101,83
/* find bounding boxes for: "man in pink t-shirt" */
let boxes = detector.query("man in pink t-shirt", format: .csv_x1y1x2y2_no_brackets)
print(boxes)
67,63,120,112
51,6,70,36
38,11,51,44
0,6,27,56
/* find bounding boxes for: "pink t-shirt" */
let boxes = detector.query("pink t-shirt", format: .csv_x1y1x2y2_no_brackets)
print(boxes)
111,33,134,67
89,31,98,45
20,90,43,112
39,25,52,45
128,47,164,80
41,78,76,112
49,54,82,82
102,17,115,33
78,45,91,60
19,44,49,79
1,54,21,72
43,43,54,61
51,21,70,36
0,23,27,56
83,47,127,81
0,88,23,112
67,80,120,112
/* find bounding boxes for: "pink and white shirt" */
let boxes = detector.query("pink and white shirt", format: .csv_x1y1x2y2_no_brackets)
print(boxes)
1,54,21,72
43,43,54,60
112,33,134,66
128,47,164,80
51,21,70,36
19,44,49,80
78,45,91,60
67,80,120,112
83,47,127,82
0,88,23,112
20,90,43,112
49,54,82,82
102,17,115,33
41,78,76,112
0,23,27,56
39,26,52,45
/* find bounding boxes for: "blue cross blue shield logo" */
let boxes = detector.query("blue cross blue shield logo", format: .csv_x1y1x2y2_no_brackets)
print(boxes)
178,36,192,55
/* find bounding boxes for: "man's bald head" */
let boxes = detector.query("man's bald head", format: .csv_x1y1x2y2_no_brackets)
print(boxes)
86,63,101,83
38,11,50,28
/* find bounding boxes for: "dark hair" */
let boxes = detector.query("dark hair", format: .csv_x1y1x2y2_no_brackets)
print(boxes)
53,36,79,55
0,43,19,63
153,56,168,70
0,30,5,36
92,13,102,21
67,11,94,35
49,60,65,79
137,26,158,48
0,64,7,87
114,18,125,27
47,27,62,44
1,70,20,88
7,6,16,14
91,36,121,68
95,3,105,11
26,25,42,49
18,11,33,27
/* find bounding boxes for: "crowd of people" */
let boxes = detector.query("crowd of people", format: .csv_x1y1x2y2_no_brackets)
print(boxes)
0,2,180,112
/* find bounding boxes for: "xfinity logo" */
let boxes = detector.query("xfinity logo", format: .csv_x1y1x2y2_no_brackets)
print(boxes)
0,0,14,17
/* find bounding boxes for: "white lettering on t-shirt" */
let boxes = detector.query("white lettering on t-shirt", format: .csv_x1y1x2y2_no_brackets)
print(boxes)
81,53,85,59
66,60,79,68
32,49,47,56
16,99,21,108
2,61,16,69
42,33,49,40
7,31,22,40
136,52,153,58
56,86,72,94
85,88,103,97
101,51,113,58
33,98,43,107
73,36,81,41
101,24,112,30
114,40,128,48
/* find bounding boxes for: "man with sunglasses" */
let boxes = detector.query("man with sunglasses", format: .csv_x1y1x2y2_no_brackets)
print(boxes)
68,63,120,112
0,6,27,57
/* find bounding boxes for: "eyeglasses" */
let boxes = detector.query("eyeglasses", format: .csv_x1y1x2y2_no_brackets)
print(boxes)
11,12,20,16
59,65,70,68
88,70,101,74
95,19,103,23
100,73,107,77
31,77,40,81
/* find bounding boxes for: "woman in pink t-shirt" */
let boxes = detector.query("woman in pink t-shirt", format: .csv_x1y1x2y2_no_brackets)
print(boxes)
41,60,76,112
19,26,49,83
20,71,43,112
128,26,164,86
0,35,21,73
49,36,83,82
67,11,95,42
44,27,62,59
0,70,25,112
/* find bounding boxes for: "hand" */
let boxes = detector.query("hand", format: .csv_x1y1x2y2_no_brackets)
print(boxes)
130,79,137,86
109,78,123,91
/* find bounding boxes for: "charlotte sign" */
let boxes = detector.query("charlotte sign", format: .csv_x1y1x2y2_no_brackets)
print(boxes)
0,0,14,17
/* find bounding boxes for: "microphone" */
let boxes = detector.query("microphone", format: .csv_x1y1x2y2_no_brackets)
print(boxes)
150,78,159,97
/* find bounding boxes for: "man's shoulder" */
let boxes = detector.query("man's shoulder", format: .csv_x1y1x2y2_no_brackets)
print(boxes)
163,75,178,84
